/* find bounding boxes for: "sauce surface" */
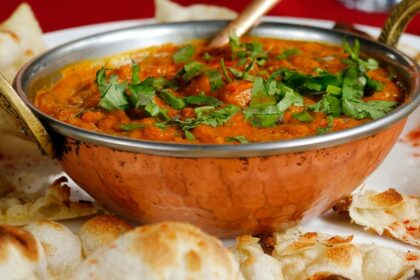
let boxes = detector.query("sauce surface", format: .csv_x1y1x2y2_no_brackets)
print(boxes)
35,37,405,144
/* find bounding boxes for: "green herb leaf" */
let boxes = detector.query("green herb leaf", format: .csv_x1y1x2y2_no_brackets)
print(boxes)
183,61,204,81
366,76,384,91
184,130,195,140
309,94,342,117
206,69,224,91
96,69,129,110
159,90,186,110
131,63,141,85
317,115,335,135
173,45,195,64
154,122,167,129
276,86,304,113
220,58,232,82
185,95,223,106
276,48,302,60
292,111,313,122
119,123,145,131
227,135,249,144
203,52,213,62
342,99,397,120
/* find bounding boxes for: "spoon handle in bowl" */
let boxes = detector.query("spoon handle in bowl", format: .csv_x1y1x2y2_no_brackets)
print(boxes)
208,0,280,49
0,74,55,157
379,0,420,47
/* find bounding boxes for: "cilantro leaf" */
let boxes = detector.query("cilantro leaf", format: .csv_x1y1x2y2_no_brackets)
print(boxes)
159,90,186,110
309,94,342,117
183,61,204,81
185,95,222,106
342,99,397,120
227,135,249,144
342,65,366,100
96,69,129,110
173,45,195,64
276,48,302,60
343,39,379,71
206,69,224,91
317,115,335,135
120,123,145,131
220,58,232,82
292,111,313,122
131,63,141,85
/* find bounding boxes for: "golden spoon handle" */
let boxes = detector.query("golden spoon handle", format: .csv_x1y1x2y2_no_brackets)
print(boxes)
0,74,55,157
208,0,280,49
379,0,420,47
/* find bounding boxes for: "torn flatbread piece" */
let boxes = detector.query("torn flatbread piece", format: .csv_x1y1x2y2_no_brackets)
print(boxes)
333,188,419,247
73,222,244,280
232,228,419,280
0,177,98,226
0,3,45,83
155,0,237,22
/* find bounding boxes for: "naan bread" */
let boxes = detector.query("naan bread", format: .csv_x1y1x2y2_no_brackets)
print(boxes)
73,222,244,280
0,225,48,280
0,3,45,83
333,188,419,247
0,177,98,226
78,215,133,257
233,229,420,280
24,220,82,279
0,4,58,195
155,0,237,22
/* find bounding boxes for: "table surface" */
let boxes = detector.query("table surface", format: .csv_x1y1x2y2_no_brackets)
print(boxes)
2,0,420,35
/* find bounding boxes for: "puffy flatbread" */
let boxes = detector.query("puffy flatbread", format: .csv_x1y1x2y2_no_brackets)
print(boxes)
333,188,419,247
0,225,48,280
155,0,237,22
232,228,420,280
73,222,244,280
0,177,98,226
78,215,133,257
24,220,82,279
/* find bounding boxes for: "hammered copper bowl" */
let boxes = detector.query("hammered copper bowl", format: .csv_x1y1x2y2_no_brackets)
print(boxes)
8,20,420,237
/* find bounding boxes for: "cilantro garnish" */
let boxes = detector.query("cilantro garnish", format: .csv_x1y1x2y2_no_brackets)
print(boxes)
173,45,195,64
120,123,145,131
159,90,186,110
96,68,129,110
292,111,313,122
276,48,302,60
227,135,249,144
317,115,335,135
185,95,223,107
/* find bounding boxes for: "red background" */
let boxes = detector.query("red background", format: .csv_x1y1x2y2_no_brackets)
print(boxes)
1,0,419,35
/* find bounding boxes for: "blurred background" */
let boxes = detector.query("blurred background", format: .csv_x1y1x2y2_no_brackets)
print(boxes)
1,0,419,34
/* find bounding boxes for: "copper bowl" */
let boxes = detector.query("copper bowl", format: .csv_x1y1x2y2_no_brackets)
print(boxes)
3,7,420,237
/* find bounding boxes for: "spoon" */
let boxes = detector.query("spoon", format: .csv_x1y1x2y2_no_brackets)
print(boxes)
208,0,281,49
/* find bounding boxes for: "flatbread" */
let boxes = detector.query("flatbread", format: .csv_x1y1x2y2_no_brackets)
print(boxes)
0,177,98,226
72,222,244,280
0,225,48,280
24,220,82,279
333,188,420,247
155,0,237,22
78,215,133,257
232,228,420,280
0,3,45,83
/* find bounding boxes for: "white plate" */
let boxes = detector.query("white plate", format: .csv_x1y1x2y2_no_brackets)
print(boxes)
43,17,420,251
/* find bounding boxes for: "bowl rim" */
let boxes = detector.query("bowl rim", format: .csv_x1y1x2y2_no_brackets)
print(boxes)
14,20,420,158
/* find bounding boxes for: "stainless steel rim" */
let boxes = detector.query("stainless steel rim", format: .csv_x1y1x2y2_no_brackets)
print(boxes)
14,20,420,158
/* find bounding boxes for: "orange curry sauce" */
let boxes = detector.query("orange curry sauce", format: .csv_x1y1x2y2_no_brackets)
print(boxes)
35,38,405,144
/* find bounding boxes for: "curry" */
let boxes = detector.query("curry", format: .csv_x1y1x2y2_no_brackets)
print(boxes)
35,37,405,144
